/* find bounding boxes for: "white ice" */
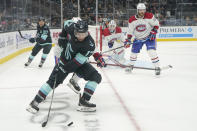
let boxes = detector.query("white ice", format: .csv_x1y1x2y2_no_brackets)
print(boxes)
0,41,197,131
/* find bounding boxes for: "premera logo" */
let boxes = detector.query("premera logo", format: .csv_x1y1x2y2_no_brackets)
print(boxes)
160,27,186,33
187,27,192,32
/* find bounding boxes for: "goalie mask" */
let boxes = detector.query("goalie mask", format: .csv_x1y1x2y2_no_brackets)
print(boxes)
108,20,116,32
74,20,88,41
137,3,146,18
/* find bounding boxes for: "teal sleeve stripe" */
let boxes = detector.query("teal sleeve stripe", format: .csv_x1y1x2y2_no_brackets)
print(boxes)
75,53,88,64
42,54,48,59
40,43,52,46
85,81,98,91
29,54,35,59
40,83,52,95
59,60,65,65
41,34,48,40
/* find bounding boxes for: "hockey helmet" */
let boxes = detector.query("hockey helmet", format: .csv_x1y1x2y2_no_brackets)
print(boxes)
38,17,45,22
72,17,81,23
74,20,88,41
137,3,146,17
137,3,146,10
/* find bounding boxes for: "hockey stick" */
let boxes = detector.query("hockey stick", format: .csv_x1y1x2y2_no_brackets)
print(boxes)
42,75,57,127
101,45,125,54
90,61,173,71
18,29,29,39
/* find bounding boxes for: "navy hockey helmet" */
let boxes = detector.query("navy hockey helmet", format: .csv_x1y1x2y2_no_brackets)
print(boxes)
74,20,88,41
74,20,88,33
38,17,45,22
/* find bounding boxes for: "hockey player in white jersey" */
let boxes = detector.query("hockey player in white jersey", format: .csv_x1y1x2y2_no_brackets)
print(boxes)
102,20,126,64
124,3,161,75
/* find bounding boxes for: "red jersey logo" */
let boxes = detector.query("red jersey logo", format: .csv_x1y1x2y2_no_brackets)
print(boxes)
136,25,146,32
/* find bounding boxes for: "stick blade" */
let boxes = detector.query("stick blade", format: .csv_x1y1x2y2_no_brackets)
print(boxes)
42,121,47,127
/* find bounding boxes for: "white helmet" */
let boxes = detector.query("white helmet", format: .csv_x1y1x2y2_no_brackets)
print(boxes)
72,17,81,23
137,3,146,10
108,20,116,32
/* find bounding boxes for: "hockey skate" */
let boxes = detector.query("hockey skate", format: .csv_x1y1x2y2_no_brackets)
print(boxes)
155,67,161,75
38,59,45,68
24,59,32,67
77,94,96,112
67,78,81,94
125,65,133,73
26,100,39,114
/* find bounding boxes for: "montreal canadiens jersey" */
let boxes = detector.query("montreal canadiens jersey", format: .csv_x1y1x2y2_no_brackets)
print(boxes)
127,12,159,40
103,27,124,44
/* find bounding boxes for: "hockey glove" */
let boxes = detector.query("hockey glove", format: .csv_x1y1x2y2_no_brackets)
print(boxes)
149,28,157,41
36,38,45,44
93,52,106,68
124,39,132,48
29,38,35,43
124,35,132,48
108,41,114,48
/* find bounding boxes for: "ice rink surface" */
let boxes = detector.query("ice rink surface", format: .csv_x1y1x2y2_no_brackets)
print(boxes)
0,41,197,131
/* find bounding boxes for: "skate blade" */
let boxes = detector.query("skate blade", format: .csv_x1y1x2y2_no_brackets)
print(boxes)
67,83,80,94
77,106,96,112
26,106,38,114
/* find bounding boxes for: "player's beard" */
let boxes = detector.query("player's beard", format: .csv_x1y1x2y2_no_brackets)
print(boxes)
138,12,145,18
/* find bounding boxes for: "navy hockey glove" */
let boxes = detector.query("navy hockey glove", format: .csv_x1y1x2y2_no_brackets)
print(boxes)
36,38,45,44
29,38,35,43
108,41,114,48
93,52,106,68
149,28,158,41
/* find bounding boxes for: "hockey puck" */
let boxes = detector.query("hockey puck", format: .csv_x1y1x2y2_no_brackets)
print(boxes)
67,121,73,126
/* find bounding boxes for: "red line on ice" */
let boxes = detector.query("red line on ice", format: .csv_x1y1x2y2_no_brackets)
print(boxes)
102,70,142,131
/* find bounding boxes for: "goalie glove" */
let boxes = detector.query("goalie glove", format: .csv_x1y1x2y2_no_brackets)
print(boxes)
93,52,106,68
29,38,35,43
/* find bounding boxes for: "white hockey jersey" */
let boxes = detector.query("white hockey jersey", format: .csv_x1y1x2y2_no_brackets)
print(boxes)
127,12,159,40
103,26,124,44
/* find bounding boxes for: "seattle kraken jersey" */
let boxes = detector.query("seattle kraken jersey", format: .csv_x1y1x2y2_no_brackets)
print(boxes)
58,20,95,64
36,24,52,44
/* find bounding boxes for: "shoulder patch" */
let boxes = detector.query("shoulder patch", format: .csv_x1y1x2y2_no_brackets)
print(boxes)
103,28,110,36
144,12,154,19
129,16,137,23
116,27,122,33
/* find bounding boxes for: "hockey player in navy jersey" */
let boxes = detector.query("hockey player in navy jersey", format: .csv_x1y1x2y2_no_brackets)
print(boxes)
26,20,105,113
25,17,52,68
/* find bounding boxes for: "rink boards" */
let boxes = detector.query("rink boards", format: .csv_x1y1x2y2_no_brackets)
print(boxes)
0,26,197,64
